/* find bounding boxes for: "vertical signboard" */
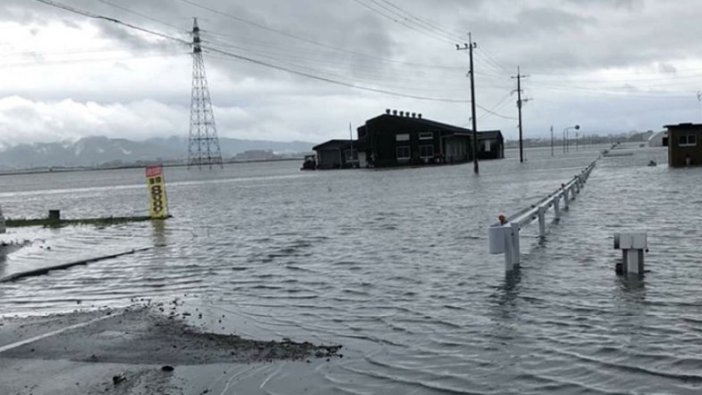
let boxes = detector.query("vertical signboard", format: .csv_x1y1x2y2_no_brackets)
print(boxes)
145,165,169,219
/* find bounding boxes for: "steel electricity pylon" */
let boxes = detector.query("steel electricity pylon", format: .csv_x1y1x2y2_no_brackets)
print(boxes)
188,18,223,170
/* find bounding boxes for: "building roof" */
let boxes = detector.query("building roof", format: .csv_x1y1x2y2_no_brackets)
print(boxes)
360,113,503,139
312,139,353,151
366,113,471,134
452,130,503,140
664,123,702,130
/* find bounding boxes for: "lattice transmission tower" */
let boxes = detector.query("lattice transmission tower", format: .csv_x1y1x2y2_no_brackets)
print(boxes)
188,18,223,169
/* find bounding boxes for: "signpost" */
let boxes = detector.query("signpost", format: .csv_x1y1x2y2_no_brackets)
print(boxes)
145,165,169,219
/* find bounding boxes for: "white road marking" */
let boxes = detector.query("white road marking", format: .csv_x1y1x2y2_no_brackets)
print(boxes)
0,310,126,354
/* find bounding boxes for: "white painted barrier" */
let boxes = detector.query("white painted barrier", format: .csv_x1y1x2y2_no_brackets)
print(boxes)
487,160,598,271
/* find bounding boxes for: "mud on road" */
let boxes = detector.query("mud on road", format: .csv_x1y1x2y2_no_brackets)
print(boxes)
0,306,342,394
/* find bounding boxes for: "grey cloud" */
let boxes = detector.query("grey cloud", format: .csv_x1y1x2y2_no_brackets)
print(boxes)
565,0,645,11
516,6,597,32
2,0,702,146
657,63,677,74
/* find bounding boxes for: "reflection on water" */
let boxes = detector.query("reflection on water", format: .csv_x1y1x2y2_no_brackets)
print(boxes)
2,145,702,394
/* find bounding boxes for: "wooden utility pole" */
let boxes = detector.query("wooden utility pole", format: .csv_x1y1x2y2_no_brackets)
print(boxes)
512,66,529,163
457,33,479,174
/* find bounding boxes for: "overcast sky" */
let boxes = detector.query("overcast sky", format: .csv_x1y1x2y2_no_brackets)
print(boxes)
1,0,702,146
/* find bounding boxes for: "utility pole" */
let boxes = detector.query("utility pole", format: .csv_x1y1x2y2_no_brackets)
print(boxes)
457,33,479,174
349,122,354,167
511,66,529,163
550,125,554,156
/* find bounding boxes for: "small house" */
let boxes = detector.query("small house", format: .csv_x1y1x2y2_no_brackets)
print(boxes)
665,123,702,167
312,139,358,169
355,110,504,168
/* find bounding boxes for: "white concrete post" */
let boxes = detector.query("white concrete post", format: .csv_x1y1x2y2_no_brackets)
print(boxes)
511,222,520,266
625,250,644,274
562,190,570,210
553,197,561,220
614,233,647,275
504,226,515,271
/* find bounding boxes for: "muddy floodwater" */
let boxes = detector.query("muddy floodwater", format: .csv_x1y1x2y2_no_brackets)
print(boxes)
2,144,702,394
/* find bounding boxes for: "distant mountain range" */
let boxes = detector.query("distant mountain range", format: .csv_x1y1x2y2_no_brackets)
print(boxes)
0,136,314,170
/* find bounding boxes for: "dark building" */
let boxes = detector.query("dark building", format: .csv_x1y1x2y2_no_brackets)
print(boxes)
665,123,702,167
312,139,358,169
354,110,504,168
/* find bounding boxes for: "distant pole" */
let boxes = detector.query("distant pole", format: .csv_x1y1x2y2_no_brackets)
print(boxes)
563,125,579,154
550,125,554,156
349,122,353,166
457,33,479,174
512,66,529,163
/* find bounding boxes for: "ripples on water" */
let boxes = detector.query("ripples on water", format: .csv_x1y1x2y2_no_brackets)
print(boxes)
2,145,702,394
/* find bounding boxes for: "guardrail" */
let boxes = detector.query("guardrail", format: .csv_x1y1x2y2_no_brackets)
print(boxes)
488,159,598,272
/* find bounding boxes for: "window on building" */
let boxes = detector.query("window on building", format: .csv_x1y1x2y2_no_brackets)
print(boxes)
419,144,434,159
396,134,410,142
396,146,411,160
419,132,433,140
483,140,492,152
679,134,697,147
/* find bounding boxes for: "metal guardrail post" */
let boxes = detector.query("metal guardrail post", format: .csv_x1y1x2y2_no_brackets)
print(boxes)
487,158,599,272
538,205,547,238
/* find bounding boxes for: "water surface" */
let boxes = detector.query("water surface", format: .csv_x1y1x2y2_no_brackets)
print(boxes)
2,144,701,394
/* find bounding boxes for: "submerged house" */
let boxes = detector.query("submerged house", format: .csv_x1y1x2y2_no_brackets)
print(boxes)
648,130,668,147
312,110,504,169
312,139,358,169
665,123,702,167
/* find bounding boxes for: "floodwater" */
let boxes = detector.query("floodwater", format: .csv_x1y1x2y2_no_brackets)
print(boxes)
2,143,702,394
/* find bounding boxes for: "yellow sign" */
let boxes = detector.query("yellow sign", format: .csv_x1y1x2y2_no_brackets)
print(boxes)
145,165,169,219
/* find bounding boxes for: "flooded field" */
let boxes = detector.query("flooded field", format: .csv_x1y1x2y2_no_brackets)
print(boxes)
2,144,701,394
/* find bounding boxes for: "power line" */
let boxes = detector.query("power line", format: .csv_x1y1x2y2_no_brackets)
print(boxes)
34,0,191,44
350,0,456,45
95,0,187,34
476,47,511,75
32,0,472,103
478,92,513,121
174,0,465,72
203,44,470,102
376,0,466,41
199,29,467,72
364,0,461,42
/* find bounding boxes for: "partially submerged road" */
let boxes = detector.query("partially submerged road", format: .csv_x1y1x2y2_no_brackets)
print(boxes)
0,306,342,394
